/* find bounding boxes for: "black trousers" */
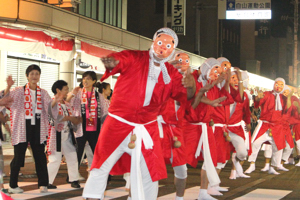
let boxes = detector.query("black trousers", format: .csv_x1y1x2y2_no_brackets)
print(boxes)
10,141,48,188
76,131,98,169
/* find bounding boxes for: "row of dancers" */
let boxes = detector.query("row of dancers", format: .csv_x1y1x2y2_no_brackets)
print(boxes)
0,27,297,200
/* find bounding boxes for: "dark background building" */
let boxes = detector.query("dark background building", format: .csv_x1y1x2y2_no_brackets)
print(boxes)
126,0,299,86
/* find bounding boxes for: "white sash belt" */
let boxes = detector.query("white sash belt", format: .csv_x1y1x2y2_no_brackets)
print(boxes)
108,112,156,200
157,115,166,138
227,121,250,150
191,122,220,186
251,119,270,143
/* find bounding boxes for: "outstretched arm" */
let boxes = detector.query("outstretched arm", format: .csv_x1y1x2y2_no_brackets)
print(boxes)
182,67,196,100
234,67,244,100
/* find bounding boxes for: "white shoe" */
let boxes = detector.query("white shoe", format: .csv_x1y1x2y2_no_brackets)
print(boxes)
8,187,24,194
40,186,48,193
229,170,236,179
268,166,280,175
244,163,255,174
198,189,217,200
175,196,184,200
288,158,295,165
295,161,300,167
78,173,85,181
237,173,251,178
284,160,289,165
207,186,223,196
261,163,270,172
277,164,289,171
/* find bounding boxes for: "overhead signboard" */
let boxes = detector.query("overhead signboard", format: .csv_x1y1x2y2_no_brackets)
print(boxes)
218,0,272,20
171,0,186,35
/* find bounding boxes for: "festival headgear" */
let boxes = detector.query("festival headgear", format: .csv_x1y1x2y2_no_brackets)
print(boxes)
282,85,291,97
273,77,285,111
149,28,178,84
217,57,231,71
283,85,291,92
198,58,220,83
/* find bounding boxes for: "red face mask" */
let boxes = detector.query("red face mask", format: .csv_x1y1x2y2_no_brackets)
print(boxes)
282,89,290,97
274,81,284,93
221,61,232,72
153,34,175,59
208,65,222,81
175,53,190,72
230,74,239,90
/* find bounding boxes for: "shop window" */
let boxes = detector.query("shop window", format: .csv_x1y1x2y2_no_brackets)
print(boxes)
77,0,123,28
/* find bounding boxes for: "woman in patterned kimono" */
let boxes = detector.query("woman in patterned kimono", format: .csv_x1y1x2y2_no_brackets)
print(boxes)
4,64,51,194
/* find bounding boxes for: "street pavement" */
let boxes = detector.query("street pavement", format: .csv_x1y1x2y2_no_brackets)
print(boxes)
1,142,300,200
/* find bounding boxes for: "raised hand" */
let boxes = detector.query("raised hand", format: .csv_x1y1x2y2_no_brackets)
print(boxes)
72,86,81,95
257,90,264,99
214,72,225,85
101,56,119,71
6,75,15,88
54,91,64,103
234,67,242,81
182,67,195,88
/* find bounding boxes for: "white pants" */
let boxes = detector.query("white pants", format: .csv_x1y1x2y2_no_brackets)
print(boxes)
229,132,248,161
264,144,272,158
82,133,158,200
296,140,300,155
282,142,293,162
84,143,93,169
47,139,79,184
216,161,228,169
248,131,282,167
264,142,293,162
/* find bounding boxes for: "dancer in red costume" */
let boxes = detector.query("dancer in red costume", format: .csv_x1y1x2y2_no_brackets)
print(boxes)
227,70,252,179
82,28,196,200
157,52,190,200
245,78,287,175
207,58,243,196
183,58,232,200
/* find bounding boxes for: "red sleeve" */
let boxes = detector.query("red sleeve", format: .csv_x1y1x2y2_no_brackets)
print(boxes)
219,86,234,105
243,94,251,124
169,64,188,104
100,50,136,81
230,85,243,103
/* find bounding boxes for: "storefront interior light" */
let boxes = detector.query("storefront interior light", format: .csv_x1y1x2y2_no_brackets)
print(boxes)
0,32,4,34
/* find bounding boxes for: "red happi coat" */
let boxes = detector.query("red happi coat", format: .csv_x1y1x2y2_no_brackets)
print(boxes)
158,98,186,167
282,111,295,149
253,91,286,150
90,50,187,182
212,85,242,163
183,78,234,168
227,92,252,155
290,96,300,141
227,92,251,139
